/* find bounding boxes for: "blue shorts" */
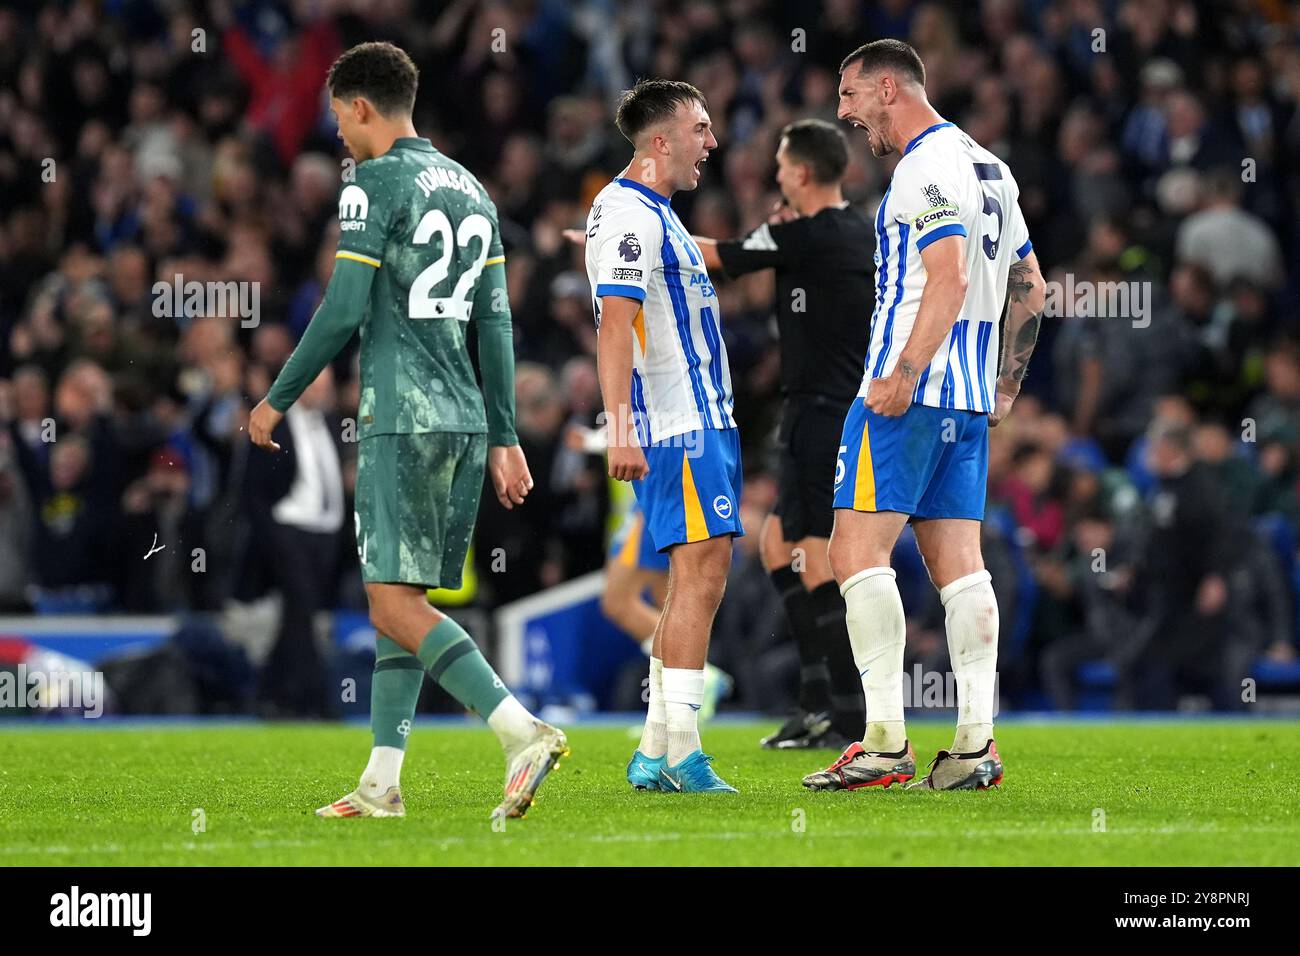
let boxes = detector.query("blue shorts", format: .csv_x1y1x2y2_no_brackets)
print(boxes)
832,400,988,520
633,427,745,551
608,502,670,572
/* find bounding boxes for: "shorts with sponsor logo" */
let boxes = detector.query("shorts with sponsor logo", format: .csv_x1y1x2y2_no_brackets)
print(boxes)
609,501,671,572
354,431,486,589
633,427,744,552
832,401,987,520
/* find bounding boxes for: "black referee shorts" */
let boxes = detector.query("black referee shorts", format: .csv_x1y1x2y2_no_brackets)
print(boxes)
771,394,854,542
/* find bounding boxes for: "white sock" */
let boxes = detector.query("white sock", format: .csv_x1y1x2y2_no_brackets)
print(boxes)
661,666,704,764
940,570,999,753
487,694,538,756
841,566,907,752
359,745,405,797
638,657,668,758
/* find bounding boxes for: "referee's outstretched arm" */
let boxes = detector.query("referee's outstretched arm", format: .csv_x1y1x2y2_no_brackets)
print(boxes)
562,214,800,284
693,237,724,273
699,207,805,279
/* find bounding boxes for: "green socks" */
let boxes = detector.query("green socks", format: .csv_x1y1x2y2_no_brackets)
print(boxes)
371,635,425,749
416,617,510,718
372,619,513,737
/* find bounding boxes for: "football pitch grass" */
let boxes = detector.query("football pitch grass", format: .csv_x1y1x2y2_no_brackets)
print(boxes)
2,718,1298,866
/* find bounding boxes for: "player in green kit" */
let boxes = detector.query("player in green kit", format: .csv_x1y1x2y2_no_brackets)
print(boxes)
248,42,567,821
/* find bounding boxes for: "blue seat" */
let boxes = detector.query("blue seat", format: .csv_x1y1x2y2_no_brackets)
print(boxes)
1253,657,1300,687
1076,660,1117,687
1072,660,1117,712
31,585,113,615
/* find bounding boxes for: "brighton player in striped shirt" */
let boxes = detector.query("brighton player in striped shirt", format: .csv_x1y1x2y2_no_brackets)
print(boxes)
585,79,742,793
802,40,1048,792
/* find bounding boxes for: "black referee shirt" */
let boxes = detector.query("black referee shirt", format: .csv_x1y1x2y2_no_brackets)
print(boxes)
716,203,875,403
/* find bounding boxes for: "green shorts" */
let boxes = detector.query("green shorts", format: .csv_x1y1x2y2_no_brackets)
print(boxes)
354,431,487,589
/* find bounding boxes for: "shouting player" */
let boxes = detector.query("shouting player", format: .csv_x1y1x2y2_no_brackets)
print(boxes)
248,42,567,820
567,121,873,751
585,79,741,793
802,40,1047,792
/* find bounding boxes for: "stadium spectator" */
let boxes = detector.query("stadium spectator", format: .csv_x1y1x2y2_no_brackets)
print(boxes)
1176,169,1285,289
215,2,342,167
995,442,1067,556
0,431,32,612
1118,417,1240,709
1038,499,1139,710
243,367,346,718
115,444,196,612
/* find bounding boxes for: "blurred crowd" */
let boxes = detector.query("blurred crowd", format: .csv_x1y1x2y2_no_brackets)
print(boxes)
1,0,1299,713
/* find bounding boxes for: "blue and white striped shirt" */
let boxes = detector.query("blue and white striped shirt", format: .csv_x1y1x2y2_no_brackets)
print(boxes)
586,177,735,443
861,122,1033,413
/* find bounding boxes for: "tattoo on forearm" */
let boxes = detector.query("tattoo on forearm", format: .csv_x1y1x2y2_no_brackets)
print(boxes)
899,360,919,381
999,259,1043,384
1003,310,1042,382
1008,261,1033,303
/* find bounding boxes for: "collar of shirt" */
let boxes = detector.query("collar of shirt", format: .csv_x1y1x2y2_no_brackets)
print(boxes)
903,121,954,155
393,136,435,152
615,177,672,207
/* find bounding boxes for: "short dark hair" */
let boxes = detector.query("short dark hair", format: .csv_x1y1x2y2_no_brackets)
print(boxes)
327,42,419,118
839,39,926,87
615,78,707,143
779,119,849,185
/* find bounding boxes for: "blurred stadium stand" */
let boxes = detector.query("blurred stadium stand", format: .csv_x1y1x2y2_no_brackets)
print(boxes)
2,0,1300,718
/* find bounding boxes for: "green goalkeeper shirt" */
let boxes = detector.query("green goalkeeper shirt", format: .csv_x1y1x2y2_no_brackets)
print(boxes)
267,137,517,445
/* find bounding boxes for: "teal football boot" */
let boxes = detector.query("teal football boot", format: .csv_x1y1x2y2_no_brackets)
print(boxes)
658,750,737,793
627,750,666,790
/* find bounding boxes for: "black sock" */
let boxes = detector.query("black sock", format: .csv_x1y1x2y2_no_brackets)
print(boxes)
808,580,865,738
769,566,831,714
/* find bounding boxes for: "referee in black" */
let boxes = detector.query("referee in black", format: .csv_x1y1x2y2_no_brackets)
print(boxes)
694,119,874,749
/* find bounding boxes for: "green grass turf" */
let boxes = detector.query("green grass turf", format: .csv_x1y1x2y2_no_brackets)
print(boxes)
1,719,1298,866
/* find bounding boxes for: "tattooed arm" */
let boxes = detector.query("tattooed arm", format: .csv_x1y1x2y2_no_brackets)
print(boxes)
991,250,1047,427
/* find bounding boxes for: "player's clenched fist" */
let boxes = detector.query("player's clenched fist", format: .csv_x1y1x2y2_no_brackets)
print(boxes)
248,398,283,451
489,444,534,510
864,367,914,418
608,443,649,482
